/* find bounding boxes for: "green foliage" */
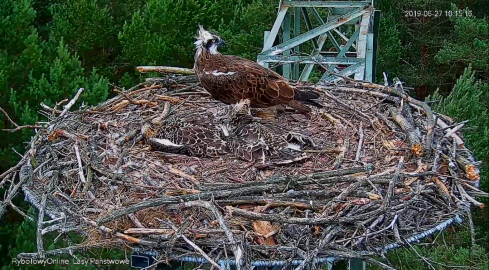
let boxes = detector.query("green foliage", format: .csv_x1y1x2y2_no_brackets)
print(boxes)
218,0,276,60
428,65,489,252
430,65,489,185
0,0,37,55
375,10,403,81
8,40,109,128
0,0,109,172
0,214,20,267
119,0,274,67
49,0,118,73
0,208,130,269
1,208,41,270
374,0,488,99
435,5,489,75
369,242,488,270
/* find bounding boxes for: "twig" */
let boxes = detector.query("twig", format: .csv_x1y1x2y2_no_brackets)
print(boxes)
1,106,41,132
40,102,62,114
167,220,223,270
456,182,484,208
2,124,42,132
165,166,200,187
73,143,86,183
226,205,387,225
322,91,370,120
17,243,111,259
0,106,19,127
382,157,404,209
181,201,245,270
455,155,480,181
59,88,84,117
436,118,464,147
0,161,32,219
355,123,364,162
36,171,59,258
464,205,476,247
113,89,157,106
389,107,422,156
128,213,145,228
0,152,29,181
443,122,465,138
9,202,35,221
294,226,339,270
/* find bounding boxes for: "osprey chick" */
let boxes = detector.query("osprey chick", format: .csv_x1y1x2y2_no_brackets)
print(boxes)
226,99,313,164
142,109,228,158
194,26,322,113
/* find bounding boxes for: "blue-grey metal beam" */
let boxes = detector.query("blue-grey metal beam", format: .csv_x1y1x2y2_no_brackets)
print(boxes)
338,27,360,58
260,6,370,56
301,7,318,50
282,11,292,79
262,6,288,51
293,7,301,79
354,10,371,80
364,32,374,82
312,8,340,51
348,258,366,270
298,7,331,81
260,1,376,83
321,62,365,82
322,27,360,76
257,55,364,65
283,1,371,8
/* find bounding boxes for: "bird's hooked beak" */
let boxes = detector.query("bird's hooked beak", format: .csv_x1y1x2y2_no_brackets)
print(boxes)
216,39,226,48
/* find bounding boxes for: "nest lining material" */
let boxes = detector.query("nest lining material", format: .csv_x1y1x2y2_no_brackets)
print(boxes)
2,74,485,267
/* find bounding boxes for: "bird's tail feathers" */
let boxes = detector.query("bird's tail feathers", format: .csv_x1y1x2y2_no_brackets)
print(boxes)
288,100,312,113
294,89,323,108
270,149,308,165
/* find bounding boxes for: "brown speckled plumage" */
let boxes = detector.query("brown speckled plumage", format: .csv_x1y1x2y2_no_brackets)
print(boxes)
194,26,322,113
226,99,312,163
142,111,228,158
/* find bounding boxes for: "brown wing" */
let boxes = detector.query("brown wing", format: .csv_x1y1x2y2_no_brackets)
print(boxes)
197,54,295,107
234,122,288,154
227,137,267,163
153,124,227,157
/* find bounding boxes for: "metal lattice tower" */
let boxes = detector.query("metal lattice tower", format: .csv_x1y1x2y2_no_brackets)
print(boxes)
258,0,379,83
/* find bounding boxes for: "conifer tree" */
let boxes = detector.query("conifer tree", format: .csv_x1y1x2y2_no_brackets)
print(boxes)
49,0,117,75
430,66,489,179
435,5,489,76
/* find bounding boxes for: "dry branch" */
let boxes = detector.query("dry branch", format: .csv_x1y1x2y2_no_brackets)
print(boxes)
137,66,195,75
389,108,423,156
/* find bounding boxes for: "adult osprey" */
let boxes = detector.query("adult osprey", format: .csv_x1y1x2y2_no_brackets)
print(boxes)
194,26,322,113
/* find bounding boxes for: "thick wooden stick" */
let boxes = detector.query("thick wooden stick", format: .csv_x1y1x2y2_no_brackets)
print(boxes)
60,88,84,117
436,118,464,147
389,107,423,156
456,155,480,181
137,66,195,75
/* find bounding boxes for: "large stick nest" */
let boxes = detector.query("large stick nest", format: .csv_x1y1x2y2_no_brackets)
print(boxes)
2,74,485,267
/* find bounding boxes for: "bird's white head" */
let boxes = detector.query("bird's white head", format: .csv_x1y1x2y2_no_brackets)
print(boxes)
194,25,226,56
